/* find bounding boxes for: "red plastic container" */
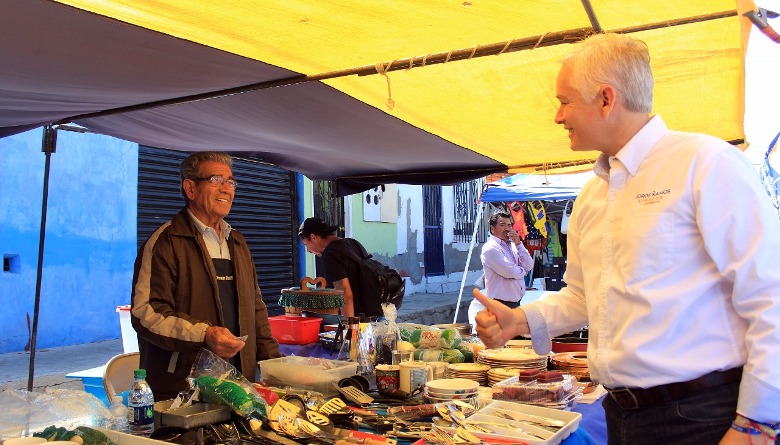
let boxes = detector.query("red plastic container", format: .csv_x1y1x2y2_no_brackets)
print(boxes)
268,315,321,344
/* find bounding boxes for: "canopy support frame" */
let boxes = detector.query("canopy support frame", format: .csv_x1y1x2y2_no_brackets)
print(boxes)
453,202,485,324
27,125,56,391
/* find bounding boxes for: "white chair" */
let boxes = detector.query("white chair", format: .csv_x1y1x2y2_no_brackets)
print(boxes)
102,351,140,402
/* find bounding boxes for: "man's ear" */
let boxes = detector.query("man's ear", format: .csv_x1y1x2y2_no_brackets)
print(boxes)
599,85,617,115
183,179,196,200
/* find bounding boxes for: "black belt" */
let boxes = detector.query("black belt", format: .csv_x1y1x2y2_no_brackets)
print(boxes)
493,299,520,305
606,367,743,410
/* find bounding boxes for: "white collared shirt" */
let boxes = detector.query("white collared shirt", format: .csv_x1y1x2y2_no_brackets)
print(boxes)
524,115,780,421
187,209,232,260
481,234,534,303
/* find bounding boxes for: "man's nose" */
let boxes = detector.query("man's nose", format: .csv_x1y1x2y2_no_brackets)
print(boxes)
554,106,564,124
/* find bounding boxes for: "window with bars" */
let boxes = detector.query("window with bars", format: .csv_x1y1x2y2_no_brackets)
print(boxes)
453,177,488,244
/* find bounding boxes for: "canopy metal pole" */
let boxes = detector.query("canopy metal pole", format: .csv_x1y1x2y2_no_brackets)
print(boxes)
27,126,56,391
453,202,485,323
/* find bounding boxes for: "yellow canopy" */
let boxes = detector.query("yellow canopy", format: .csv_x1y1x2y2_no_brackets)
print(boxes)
56,0,752,173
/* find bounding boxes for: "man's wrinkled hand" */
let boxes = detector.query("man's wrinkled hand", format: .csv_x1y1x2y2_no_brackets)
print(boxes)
205,326,246,359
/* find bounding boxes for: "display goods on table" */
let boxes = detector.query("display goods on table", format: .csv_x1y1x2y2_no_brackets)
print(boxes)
2,324,603,445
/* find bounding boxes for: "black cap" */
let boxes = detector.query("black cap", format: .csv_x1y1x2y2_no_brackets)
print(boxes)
298,217,339,237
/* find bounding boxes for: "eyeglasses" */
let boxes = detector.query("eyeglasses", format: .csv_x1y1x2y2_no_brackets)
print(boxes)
192,175,238,190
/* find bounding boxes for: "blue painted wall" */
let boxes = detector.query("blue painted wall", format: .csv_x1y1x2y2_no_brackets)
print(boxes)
0,128,138,353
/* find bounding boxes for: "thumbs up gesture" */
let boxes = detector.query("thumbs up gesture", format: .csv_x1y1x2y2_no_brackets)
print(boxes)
472,288,530,348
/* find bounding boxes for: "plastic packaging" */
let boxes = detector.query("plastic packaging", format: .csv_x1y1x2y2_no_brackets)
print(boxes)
356,322,375,375
0,388,112,434
190,349,269,418
376,303,400,365
108,396,128,433
387,403,439,420
127,369,154,436
258,356,357,397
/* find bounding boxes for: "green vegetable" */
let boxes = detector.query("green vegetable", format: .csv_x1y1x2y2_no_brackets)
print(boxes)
33,426,114,445
457,345,474,363
34,426,77,442
74,426,116,445
441,348,466,363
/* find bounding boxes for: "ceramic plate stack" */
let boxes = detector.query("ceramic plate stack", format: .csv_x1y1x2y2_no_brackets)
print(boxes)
550,352,590,381
504,339,533,348
424,378,480,403
446,363,490,386
477,348,547,385
487,367,520,386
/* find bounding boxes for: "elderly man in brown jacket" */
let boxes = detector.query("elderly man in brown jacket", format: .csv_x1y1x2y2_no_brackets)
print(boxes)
131,151,280,400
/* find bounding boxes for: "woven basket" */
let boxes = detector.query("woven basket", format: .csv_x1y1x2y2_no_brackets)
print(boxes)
279,277,344,315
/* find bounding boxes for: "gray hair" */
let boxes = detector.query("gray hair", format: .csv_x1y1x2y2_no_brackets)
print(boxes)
180,151,233,202
561,33,653,113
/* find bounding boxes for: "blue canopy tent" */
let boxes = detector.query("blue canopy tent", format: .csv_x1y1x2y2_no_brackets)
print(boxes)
480,171,596,203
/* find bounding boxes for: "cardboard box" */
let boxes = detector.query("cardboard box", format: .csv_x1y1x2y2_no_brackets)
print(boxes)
268,315,321,344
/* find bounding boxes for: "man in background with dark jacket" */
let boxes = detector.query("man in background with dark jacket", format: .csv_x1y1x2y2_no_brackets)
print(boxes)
299,217,382,318
131,151,280,400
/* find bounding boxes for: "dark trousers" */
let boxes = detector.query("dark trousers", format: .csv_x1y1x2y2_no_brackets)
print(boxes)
602,380,760,445
494,299,520,309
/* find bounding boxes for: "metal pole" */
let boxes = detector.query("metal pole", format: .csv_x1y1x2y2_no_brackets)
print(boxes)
27,125,56,391
453,202,484,323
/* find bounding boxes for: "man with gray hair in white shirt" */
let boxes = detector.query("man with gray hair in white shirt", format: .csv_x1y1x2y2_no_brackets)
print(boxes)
474,33,780,445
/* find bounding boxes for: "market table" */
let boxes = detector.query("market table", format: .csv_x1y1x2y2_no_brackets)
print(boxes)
571,399,607,445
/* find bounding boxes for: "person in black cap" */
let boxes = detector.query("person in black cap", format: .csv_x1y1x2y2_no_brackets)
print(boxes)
298,217,380,318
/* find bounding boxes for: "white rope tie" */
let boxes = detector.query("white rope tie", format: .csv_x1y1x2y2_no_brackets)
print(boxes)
374,61,396,110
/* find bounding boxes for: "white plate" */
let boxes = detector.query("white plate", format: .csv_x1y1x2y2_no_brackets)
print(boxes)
425,378,480,394
425,389,478,399
424,393,478,402
448,363,491,372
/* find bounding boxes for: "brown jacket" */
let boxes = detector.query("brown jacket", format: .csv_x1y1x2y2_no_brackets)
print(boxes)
131,208,280,400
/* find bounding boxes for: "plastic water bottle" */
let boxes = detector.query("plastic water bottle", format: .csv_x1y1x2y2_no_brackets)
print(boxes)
108,395,129,432
127,369,154,436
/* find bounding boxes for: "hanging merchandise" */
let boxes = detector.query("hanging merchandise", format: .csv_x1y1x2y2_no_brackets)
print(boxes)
527,201,548,238
546,218,563,258
524,227,545,254
560,200,573,234
507,201,529,240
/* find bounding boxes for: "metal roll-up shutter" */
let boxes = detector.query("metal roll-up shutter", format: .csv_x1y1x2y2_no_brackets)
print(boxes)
137,146,297,315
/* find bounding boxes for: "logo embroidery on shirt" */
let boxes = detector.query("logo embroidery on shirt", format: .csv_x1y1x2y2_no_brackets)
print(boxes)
635,189,670,205
216,275,234,281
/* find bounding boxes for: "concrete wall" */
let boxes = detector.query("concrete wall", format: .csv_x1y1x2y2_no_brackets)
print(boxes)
299,181,484,296
0,129,138,353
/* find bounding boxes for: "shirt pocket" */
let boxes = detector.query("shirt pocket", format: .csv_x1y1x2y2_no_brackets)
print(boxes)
616,212,676,282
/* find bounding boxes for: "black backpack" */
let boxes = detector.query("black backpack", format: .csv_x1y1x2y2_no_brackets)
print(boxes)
331,240,405,311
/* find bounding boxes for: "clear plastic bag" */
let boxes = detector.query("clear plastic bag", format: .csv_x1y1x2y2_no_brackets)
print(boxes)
375,303,401,365
0,388,112,437
190,348,269,418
